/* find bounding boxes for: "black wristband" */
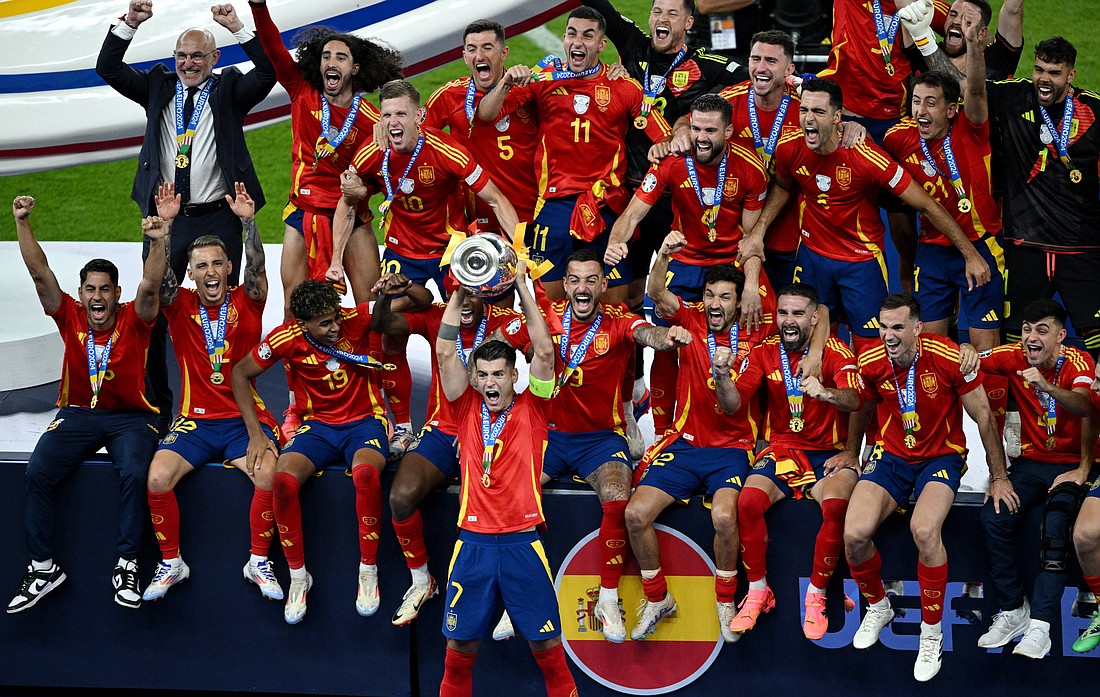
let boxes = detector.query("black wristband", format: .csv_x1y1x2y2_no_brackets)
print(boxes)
439,322,460,341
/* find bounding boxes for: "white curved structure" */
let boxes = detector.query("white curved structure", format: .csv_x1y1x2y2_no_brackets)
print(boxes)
0,0,570,175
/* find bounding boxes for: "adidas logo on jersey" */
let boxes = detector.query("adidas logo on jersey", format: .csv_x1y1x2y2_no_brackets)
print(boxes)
796,166,810,176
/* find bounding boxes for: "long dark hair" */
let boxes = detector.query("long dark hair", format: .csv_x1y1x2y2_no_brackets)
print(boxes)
293,27,404,94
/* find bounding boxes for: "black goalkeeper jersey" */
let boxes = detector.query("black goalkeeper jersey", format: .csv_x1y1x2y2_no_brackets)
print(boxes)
988,79,1100,251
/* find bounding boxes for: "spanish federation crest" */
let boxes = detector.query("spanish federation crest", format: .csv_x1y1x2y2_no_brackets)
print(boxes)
671,70,690,88
723,177,739,197
594,334,610,355
836,166,852,188
594,85,611,107
920,372,938,395
574,94,590,114
815,174,831,192
418,165,435,185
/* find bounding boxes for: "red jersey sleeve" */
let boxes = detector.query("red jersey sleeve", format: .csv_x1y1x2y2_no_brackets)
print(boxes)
733,342,768,397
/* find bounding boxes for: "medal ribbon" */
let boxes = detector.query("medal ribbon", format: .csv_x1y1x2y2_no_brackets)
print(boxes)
85,328,114,403
871,1,902,71
316,93,362,160
301,331,385,370
174,78,215,154
198,296,229,374
747,88,790,167
708,322,739,381
779,345,809,421
558,306,603,388
891,346,920,441
531,55,602,81
378,134,426,223
480,398,515,477
1034,351,1065,438
1038,95,1077,170
456,315,489,368
464,79,494,134
685,150,728,233
919,128,967,202
641,48,687,117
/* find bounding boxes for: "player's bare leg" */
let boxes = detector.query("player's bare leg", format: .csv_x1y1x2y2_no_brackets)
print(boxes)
344,223,381,304
845,480,901,650
585,461,633,643
1072,497,1100,653
390,452,446,625
228,449,282,601
144,451,195,600
710,486,750,641
730,477,782,637
625,485,678,640
279,224,309,438
909,483,955,680
351,449,388,617
272,453,317,624
803,469,859,639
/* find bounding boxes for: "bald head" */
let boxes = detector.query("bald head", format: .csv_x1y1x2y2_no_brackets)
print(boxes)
175,28,220,87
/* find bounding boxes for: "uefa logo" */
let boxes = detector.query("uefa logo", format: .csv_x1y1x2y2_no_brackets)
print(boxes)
554,525,723,695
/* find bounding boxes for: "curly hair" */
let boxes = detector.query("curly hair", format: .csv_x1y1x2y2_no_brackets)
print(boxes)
293,27,404,94
289,279,341,322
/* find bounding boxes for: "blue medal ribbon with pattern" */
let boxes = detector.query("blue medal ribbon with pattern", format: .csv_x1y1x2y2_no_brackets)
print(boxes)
198,296,229,380
1038,95,1078,179
685,150,728,237
316,93,362,161
1033,351,1065,448
871,0,902,75
456,315,489,368
640,48,687,117
779,345,809,431
480,398,515,487
378,134,425,223
919,127,968,206
301,330,385,370
708,321,739,381
747,88,790,167
174,77,215,155
558,306,603,389
891,346,920,448
85,328,114,409
531,55,602,81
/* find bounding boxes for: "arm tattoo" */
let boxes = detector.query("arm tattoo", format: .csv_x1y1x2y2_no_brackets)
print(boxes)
242,218,266,296
633,325,669,350
159,237,179,305
923,48,965,80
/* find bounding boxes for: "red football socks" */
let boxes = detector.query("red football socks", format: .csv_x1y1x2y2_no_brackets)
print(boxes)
1085,574,1100,598
353,465,382,565
533,643,579,697
810,498,848,589
918,560,949,625
715,572,738,604
849,548,886,604
737,487,773,583
392,511,430,569
440,648,477,697
148,489,181,559
599,500,628,589
272,471,305,569
641,569,668,603
249,487,275,556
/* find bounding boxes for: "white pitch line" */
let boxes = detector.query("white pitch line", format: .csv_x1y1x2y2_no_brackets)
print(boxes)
522,25,561,54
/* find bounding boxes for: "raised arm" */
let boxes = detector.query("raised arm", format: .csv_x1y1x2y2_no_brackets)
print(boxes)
997,0,1024,49
476,66,532,122
712,346,742,414
329,168,370,286
962,14,988,126
95,1,155,105
647,231,686,320
437,287,475,402
213,4,277,109
136,215,168,322
153,182,180,306
227,182,268,302
13,197,62,314
515,263,554,383
475,179,519,240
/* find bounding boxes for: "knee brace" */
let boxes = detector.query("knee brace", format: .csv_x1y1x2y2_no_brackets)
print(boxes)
1040,481,1088,574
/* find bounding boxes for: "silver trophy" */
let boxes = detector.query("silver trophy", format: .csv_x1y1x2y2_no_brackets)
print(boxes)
450,233,517,297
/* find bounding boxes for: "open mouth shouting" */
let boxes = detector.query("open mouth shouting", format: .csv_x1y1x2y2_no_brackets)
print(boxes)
323,68,344,95
780,323,804,351
653,23,671,45
706,305,727,331
802,122,821,148
1023,339,1047,364
915,114,935,139
88,300,109,325
1035,82,1057,105
483,385,503,409
474,60,493,85
570,291,596,319
568,47,588,71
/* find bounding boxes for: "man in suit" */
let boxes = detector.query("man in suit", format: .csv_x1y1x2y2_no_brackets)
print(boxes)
96,1,276,430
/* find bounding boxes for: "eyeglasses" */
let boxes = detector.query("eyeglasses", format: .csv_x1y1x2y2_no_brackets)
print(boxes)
174,50,215,62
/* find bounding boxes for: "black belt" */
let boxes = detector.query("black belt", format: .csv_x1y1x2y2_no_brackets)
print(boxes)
181,199,229,217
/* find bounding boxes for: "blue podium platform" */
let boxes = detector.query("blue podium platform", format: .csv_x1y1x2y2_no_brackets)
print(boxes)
0,459,1094,696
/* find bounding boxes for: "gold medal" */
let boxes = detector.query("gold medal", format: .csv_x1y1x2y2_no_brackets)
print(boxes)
174,152,189,169
481,472,491,488
1070,169,1082,183
210,371,224,385
708,227,717,243
90,394,98,409
634,115,648,129
885,63,895,77
904,434,916,449
789,417,804,433
1046,435,1056,450
957,198,972,213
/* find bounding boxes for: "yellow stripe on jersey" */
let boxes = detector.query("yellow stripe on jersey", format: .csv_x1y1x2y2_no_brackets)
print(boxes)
826,337,857,359
267,325,303,349
718,83,749,101
353,141,381,169
728,141,769,178
426,133,471,166
856,142,892,170
778,129,803,146
858,344,888,367
1067,347,1094,372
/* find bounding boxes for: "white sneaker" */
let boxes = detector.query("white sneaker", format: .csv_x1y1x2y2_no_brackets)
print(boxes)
630,592,677,640
1012,624,1052,659
389,426,418,459
1004,411,1022,459
356,565,380,617
113,559,141,609
492,610,515,640
914,630,944,682
392,577,438,626
853,602,895,649
142,559,189,601
284,572,313,624
978,599,1030,648
243,559,284,601
594,599,626,643
717,601,741,643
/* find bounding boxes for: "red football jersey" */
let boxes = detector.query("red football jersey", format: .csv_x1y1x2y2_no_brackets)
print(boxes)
663,299,774,448
163,287,274,425
858,336,982,463
253,305,387,425
634,141,768,265
424,76,541,223
882,114,1001,245
453,386,549,533
253,2,380,214
50,296,156,412
820,0,950,120
979,344,1096,464
352,127,487,260
774,132,912,262
502,65,671,199
718,81,805,254
736,336,861,449
543,300,648,434
405,303,529,434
